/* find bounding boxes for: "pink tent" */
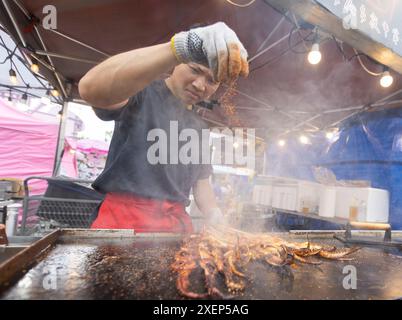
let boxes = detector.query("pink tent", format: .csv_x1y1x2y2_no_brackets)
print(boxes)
76,139,109,154
61,137,78,178
61,137,110,179
0,99,59,195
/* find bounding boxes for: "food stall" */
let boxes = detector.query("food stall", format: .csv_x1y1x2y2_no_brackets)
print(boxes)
1,0,402,301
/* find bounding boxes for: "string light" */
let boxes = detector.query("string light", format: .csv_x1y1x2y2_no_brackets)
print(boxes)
51,88,60,97
308,42,321,65
233,141,239,149
380,70,393,88
30,57,39,73
352,49,394,88
20,84,30,105
278,139,286,147
299,135,310,144
9,68,18,84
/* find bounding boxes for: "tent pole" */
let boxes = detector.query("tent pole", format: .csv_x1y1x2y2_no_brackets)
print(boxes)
222,84,319,130
52,100,69,176
324,88,402,129
11,0,68,98
254,15,286,54
223,85,275,111
292,114,321,130
48,29,110,58
35,50,99,64
262,150,267,175
33,28,68,99
248,32,290,63
2,0,27,47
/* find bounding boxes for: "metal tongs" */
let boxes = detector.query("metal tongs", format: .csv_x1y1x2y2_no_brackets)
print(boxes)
334,221,402,249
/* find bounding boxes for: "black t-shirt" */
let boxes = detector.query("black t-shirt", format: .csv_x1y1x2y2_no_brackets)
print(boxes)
92,80,212,206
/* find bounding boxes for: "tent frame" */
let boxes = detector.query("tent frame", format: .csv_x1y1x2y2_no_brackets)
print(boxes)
1,0,402,175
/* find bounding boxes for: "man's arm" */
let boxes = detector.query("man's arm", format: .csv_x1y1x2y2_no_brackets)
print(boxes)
78,22,249,110
193,177,227,229
192,178,219,217
78,42,178,109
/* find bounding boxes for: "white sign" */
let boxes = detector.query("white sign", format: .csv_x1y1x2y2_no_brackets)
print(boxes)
318,0,402,56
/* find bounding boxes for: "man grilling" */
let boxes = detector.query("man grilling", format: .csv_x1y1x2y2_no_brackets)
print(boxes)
78,22,249,233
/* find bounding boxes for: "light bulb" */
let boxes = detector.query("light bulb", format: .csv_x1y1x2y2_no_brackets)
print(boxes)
299,135,309,144
278,139,286,147
51,89,60,97
308,43,322,65
326,131,334,139
31,59,39,73
9,69,18,85
380,71,393,88
233,142,239,149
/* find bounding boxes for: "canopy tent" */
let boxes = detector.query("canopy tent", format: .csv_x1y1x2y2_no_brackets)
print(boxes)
265,107,402,229
0,0,401,132
1,0,402,228
0,97,58,194
61,137,109,180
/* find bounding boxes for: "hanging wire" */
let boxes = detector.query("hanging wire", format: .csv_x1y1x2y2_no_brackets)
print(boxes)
0,83,56,100
0,35,46,83
225,0,256,8
288,26,316,54
0,44,18,64
332,36,380,61
332,36,348,61
250,29,314,73
0,34,63,104
290,12,309,51
352,48,382,76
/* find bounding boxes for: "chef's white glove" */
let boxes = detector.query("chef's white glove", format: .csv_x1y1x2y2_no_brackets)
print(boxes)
206,207,227,227
171,22,249,83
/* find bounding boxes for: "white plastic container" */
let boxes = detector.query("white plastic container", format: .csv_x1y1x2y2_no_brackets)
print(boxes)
335,187,389,222
271,183,298,211
296,181,321,214
5,203,21,237
319,187,337,218
252,184,273,206
271,180,321,213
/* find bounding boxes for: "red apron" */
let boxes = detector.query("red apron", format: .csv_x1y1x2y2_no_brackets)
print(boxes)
91,192,193,233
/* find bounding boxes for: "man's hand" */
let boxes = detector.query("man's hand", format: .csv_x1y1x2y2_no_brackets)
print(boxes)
171,22,249,83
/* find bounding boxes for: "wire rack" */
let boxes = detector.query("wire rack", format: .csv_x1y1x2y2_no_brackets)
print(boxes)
21,176,104,235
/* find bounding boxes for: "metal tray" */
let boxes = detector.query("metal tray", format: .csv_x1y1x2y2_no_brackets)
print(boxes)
1,229,402,300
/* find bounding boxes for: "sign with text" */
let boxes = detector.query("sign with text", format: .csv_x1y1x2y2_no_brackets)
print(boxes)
317,0,402,56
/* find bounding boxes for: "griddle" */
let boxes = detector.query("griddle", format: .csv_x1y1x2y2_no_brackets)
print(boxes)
1,229,402,300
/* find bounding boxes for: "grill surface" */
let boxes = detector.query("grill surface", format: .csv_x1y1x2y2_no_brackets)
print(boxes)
1,235,402,299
